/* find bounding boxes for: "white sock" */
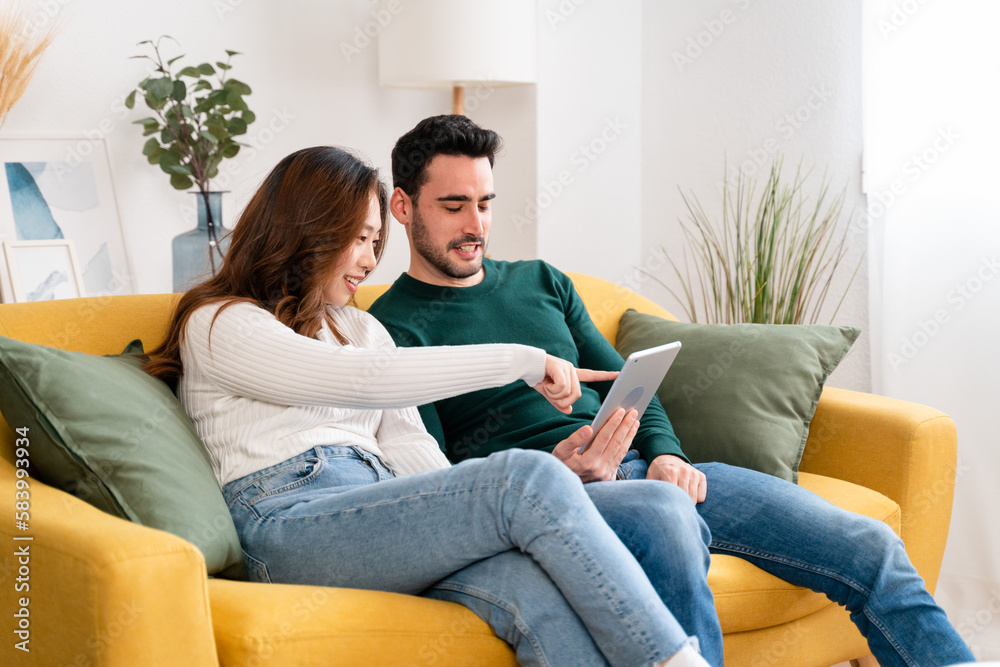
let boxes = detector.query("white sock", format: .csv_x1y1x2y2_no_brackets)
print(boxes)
654,641,710,667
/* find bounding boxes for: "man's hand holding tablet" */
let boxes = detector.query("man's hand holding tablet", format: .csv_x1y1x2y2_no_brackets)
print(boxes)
552,342,682,483
553,407,640,482
580,342,682,454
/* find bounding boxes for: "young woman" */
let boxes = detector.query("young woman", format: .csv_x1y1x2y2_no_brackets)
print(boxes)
146,146,707,667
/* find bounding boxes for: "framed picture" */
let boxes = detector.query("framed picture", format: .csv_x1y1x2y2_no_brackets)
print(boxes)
0,135,133,303
3,239,86,302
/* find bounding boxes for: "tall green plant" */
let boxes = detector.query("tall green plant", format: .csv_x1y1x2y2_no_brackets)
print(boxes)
647,158,860,325
125,35,255,272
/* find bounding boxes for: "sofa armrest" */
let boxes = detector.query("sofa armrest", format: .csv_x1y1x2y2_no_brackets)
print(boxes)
0,460,219,667
798,386,958,593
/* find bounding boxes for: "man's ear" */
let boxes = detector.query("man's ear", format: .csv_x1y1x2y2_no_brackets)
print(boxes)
390,187,412,227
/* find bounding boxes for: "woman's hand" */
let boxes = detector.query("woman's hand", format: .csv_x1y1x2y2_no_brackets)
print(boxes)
534,354,618,414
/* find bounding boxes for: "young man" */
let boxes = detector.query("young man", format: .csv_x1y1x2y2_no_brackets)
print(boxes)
368,114,975,667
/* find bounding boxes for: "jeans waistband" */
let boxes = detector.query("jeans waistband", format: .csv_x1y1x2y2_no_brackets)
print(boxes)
224,445,390,498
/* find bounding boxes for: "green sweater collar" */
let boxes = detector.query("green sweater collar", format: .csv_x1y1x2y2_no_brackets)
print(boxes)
393,258,502,302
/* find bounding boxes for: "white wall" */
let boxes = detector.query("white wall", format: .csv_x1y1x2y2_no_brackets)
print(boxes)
0,0,537,293
641,0,871,391
531,0,643,284
864,0,1000,658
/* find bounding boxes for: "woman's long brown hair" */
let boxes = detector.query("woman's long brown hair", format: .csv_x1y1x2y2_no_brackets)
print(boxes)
144,146,388,387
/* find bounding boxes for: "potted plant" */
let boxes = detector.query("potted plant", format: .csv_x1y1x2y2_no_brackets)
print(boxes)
125,36,255,290
647,157,862,325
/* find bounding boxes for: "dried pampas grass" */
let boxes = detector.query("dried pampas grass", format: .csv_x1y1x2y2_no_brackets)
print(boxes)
0,1,58,130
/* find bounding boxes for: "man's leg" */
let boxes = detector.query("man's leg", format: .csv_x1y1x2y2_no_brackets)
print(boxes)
586,462,724,667
692,461,975,667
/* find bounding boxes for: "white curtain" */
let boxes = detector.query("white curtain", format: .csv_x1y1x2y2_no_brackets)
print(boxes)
863,0,1000,659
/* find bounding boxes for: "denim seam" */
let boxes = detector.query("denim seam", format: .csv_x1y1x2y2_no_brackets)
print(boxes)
351,449,390,480
428,581,553,667
242,550,271,583
511,480,665,665
711,541,917,666
861,606,918,667
710,541,873,595
252,484,501,519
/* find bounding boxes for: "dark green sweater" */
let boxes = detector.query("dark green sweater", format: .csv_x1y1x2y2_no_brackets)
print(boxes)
368,259,686,464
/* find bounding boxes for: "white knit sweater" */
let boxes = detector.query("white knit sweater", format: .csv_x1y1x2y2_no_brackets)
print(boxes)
178,301,547,487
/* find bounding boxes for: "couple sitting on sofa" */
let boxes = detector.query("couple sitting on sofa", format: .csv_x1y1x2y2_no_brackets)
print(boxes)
145,114,973,667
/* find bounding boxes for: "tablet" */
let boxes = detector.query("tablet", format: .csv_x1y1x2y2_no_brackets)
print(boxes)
577,341,682,454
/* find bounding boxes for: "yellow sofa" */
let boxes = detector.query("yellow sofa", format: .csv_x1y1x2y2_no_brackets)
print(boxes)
0,274,958,667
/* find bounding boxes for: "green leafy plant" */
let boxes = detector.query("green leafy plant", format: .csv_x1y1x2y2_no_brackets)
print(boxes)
125,35,255,271
647,157,861,325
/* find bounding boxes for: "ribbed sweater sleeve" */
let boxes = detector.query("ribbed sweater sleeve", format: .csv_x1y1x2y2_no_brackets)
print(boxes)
184,302,547,410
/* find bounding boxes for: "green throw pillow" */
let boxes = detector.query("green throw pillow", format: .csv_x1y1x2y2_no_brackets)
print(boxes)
0,336,246,579
615,310,860,483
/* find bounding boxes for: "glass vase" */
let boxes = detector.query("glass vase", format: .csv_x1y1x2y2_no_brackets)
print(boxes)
172,191,231,292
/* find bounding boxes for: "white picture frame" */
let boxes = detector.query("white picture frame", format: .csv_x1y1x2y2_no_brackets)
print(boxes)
3,239,86,302
0,135,134,303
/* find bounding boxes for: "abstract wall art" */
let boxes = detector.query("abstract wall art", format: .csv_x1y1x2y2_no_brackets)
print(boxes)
3,239,85,302
0,136,133,302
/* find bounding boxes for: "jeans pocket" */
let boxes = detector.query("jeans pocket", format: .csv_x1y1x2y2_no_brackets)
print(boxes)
243,550,272,583
246,456,326,508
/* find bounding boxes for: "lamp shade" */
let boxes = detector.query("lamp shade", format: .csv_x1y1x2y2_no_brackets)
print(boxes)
378,0,537,89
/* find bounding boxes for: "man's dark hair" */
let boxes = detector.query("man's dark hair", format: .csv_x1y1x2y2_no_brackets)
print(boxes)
391,115,502,203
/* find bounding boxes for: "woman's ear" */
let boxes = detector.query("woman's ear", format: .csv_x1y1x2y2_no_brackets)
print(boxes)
389,187,412,227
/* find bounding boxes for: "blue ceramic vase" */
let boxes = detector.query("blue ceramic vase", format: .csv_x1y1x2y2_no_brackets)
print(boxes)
172,192,231,292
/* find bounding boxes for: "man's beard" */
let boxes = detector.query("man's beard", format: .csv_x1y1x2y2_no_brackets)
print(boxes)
411,208,487,280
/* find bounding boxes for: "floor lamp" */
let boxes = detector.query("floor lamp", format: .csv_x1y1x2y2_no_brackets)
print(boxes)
377,0,537,115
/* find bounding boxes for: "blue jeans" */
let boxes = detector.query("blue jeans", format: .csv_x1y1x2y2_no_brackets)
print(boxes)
425,471,716,666
607,451,973,667
223,446,696,667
